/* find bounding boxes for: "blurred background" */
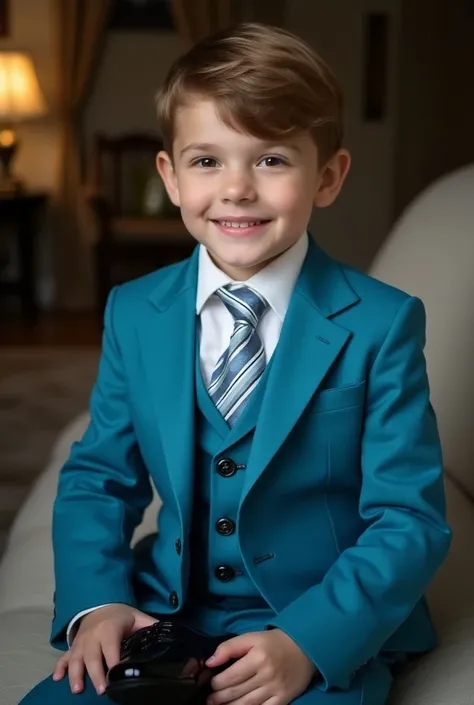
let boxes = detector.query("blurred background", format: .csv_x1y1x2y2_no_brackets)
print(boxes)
0,0,473,550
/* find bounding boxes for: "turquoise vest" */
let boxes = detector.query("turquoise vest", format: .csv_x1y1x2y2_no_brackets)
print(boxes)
182,342,276,636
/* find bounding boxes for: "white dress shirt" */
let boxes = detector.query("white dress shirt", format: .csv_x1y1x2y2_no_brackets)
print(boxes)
66,231,309,645
197,230,309,384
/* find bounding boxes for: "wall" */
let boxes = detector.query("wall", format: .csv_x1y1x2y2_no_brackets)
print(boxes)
84,32,185,153
286,0,402,271
395,0,474,216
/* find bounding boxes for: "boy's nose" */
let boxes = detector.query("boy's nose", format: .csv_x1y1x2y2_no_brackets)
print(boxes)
219,171,257,203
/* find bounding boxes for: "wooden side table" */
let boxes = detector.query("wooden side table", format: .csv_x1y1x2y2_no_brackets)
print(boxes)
0,192,48,321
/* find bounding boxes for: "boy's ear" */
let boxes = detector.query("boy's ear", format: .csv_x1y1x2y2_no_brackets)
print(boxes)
313,148,351,209
156,150,180,207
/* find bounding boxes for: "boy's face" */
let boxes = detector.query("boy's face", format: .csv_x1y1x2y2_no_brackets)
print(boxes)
157,99,350,280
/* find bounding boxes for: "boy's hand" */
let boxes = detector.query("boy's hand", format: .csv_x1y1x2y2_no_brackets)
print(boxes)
206,629,317,705
52,604,157,695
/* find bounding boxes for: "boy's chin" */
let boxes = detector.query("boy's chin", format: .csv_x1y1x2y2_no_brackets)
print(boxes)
210,252,274,279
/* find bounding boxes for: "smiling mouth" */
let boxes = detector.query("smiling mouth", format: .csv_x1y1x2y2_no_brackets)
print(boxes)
212,219,271,229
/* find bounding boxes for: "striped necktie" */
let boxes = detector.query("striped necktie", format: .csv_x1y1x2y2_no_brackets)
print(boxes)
208,283,269,427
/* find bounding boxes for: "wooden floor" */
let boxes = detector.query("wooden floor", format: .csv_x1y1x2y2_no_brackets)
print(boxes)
0,311,101,347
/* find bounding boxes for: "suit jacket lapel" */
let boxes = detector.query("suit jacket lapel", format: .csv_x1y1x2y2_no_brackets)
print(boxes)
139,250,199,534
241,238,360,504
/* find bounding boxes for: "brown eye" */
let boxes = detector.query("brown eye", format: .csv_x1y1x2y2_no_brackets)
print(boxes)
195,157,218,168
259,156,286,167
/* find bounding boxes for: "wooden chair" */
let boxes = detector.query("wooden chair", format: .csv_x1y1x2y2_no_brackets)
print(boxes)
87,132,195,315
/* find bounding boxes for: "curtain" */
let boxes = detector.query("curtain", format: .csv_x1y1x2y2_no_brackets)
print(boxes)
171,0,234,45
53,0,111,309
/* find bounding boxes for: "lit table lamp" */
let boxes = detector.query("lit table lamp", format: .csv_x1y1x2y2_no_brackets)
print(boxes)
0,51,47,192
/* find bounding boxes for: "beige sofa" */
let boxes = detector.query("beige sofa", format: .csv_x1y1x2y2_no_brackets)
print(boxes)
1,165,474,704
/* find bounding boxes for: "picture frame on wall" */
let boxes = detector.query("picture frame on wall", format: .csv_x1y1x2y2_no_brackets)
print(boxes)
0,0,9,37
109,0,174,31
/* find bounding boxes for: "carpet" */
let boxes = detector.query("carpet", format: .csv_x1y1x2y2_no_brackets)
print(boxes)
0,347,100,555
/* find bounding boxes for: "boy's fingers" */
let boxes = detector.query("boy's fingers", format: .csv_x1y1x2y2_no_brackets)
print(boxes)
52,654,69,680
134,612,160,631
207,634,256,666
84,645,107,695
67,653,85,693
210,654,257,691
102,637,121,671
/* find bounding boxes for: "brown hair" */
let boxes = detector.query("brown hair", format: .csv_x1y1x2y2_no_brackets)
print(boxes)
155,22,344,164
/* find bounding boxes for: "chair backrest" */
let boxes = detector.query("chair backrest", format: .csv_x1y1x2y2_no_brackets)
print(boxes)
369,164,474,500
92,132,163,217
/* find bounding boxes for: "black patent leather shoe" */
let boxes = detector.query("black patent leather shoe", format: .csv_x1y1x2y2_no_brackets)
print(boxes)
106,620,234,705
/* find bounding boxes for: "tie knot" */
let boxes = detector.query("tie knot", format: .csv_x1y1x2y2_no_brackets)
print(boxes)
216,284,268,328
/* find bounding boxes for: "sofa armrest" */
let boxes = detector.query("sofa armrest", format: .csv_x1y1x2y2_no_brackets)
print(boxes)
390,618,474,705
0,528,54,613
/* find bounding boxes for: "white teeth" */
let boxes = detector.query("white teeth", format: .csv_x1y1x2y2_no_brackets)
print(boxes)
219,220,264,228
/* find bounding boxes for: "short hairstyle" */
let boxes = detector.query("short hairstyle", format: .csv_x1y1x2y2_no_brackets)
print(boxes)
155,22,344,164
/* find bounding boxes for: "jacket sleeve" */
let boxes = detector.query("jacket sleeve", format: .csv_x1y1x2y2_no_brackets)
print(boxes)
50,287,153,650
267,296,452,690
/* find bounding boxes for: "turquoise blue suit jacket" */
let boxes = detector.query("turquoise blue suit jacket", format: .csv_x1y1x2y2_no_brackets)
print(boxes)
51,239,451,691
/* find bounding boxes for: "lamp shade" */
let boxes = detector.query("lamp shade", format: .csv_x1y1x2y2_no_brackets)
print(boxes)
0,52,47,121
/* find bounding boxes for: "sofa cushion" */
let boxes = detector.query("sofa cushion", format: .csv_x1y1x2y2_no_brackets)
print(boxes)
5,413,90,545
0,608,57,705
389,617,474,705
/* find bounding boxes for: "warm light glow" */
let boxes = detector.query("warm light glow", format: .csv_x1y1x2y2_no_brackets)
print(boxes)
0,52,47,120
0,128,16,146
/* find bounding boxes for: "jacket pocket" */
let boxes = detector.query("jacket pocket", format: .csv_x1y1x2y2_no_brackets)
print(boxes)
313,380,366,414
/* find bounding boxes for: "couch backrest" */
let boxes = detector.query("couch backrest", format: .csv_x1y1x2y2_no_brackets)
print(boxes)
369,164,474,500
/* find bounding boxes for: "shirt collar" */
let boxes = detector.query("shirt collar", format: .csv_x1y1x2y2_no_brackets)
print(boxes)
196,231,309,320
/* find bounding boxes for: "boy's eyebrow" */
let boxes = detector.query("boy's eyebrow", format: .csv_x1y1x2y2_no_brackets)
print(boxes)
277,142,302,154
180,142,219,156
180,141,302,157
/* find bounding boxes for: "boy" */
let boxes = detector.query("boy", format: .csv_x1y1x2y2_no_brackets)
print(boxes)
21,22,451,705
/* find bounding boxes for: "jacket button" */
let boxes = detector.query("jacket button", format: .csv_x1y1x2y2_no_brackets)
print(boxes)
175,538,182,555
215,565,236,582
216,458,237,477
215,518,235,536
169,591,179,608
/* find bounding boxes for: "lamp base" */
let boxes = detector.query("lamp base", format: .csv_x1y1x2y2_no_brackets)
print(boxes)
0,133,24,193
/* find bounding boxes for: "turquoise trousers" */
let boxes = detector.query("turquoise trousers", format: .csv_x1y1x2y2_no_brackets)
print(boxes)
20,594,396,704
20,656,393,704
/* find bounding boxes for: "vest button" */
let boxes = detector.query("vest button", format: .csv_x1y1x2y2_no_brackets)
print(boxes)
215,565,236,582
175,538,182,555
169,591,179,608
215,518,235,536
216,458,237,477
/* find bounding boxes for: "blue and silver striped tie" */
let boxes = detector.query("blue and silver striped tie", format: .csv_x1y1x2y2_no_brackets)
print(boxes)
208,283,269,427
